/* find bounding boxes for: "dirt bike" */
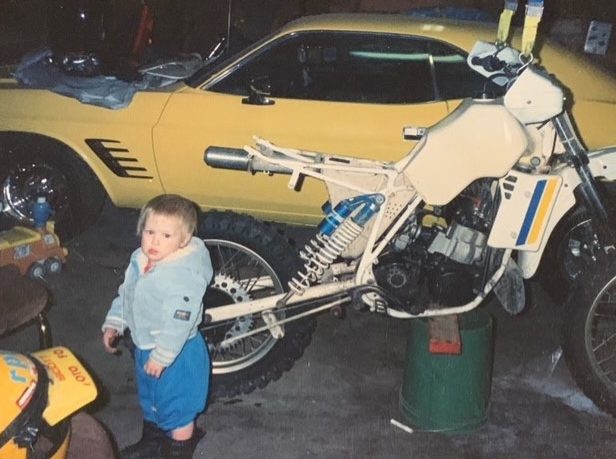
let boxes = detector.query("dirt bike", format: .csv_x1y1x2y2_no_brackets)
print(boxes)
198,15,616,416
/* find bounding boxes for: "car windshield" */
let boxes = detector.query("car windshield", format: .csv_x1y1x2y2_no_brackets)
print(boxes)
184,32,277,87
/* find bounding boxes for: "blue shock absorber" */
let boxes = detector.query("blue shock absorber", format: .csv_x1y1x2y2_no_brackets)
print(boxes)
318,194,385,236
351,196,383,226
319,200,355,237
286,193,385,297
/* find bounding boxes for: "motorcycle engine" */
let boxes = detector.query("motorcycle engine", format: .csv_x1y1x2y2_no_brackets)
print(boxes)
373,253,422,309
374,179,496,314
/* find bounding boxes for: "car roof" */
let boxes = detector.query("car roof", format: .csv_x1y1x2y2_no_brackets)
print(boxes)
275,13,497,51
194,13,616,103
187,13,498,88
274,13,616,102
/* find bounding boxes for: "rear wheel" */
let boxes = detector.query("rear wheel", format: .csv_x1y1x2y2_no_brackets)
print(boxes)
0,135,106,240
562,254,616,416
199,211,316,399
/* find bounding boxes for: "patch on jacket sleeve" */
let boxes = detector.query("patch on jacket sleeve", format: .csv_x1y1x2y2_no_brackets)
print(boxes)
173,310,191,321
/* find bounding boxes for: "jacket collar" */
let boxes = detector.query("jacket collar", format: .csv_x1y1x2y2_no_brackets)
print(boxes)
135,237,201,272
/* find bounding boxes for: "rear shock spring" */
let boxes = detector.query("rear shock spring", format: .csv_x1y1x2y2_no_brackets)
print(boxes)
288,218,364,296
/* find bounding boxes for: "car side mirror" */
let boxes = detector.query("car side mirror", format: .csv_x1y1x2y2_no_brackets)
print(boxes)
242,76,275,105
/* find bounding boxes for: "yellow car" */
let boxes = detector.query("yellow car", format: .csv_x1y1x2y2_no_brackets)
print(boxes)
1,13,615,238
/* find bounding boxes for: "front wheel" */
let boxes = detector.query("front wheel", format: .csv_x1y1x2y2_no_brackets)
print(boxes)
562,255,616,416
540,182,616,302
540,207,598,302
199,211,316,399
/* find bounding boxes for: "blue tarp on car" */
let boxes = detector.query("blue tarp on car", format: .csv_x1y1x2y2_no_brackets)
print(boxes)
14,48,203,109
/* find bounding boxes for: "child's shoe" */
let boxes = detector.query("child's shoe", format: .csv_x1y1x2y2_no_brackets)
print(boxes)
163,427,205,459
121,420,165,459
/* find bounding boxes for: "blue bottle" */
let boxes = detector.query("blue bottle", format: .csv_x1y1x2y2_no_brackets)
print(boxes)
32,196,53,229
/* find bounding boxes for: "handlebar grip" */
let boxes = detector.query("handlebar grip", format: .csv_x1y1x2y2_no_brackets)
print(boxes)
204,146,292,174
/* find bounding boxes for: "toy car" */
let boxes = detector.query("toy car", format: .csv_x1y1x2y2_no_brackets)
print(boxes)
0,222,68,279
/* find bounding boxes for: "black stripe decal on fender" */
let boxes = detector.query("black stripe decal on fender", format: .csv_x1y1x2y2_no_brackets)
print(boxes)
85,138,153,179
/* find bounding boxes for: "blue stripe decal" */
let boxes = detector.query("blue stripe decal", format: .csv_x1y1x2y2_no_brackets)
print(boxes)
516,180,546,245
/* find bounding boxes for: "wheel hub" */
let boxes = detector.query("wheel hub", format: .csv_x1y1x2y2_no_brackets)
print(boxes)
564,221,600,280
2,162,69,222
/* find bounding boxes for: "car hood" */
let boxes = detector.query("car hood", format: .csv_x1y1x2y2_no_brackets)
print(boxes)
0,79,175,128
537,40,616,105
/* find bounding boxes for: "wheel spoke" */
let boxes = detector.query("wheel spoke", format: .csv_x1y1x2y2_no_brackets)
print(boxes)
597,351,616,367
216,249,268,296
593,332,616,351
244,264,266,293
585,280,616,391
594,309,616,320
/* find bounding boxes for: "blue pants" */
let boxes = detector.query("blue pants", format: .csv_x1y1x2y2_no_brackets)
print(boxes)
135,335,210,432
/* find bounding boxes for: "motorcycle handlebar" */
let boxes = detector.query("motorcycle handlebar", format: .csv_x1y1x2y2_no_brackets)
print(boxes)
471,54,505,72
204,146,293,174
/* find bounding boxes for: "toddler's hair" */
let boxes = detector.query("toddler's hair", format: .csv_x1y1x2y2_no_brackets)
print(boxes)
137,194,199,237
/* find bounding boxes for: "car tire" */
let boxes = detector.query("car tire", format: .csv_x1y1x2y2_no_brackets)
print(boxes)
0,134,107,241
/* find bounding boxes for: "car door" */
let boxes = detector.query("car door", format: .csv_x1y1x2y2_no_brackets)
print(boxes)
153,31,474,224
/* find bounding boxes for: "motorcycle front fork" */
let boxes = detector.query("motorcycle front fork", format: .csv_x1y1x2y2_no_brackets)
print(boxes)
554,113,616,252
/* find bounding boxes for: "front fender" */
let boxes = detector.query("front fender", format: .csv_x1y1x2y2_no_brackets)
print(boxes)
588,146,616,181
517,148,616,279
516,166,579,278
517,147,616,278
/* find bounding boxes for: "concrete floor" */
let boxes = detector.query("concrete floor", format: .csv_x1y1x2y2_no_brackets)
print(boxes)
2,202,616,458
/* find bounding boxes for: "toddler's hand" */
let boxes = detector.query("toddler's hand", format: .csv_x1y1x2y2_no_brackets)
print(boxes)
144,358,166,378
102,328,120,354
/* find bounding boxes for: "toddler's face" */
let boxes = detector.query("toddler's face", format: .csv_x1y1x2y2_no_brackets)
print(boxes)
141,212,190,263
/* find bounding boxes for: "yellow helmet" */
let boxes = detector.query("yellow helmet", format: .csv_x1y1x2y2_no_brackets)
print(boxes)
0,347,97,459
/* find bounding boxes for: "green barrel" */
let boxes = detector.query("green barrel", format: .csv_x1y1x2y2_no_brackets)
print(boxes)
399,309,494,433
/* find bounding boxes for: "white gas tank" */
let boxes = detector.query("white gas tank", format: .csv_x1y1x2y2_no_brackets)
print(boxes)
401,98,531,205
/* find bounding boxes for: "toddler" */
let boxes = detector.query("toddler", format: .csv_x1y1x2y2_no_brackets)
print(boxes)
102,194,212,459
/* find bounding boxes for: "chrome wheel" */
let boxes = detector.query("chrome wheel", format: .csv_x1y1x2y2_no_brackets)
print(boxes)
2,160,70,223
202,239,285,375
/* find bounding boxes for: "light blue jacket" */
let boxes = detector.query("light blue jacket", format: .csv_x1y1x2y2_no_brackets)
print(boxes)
102,237,213,367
